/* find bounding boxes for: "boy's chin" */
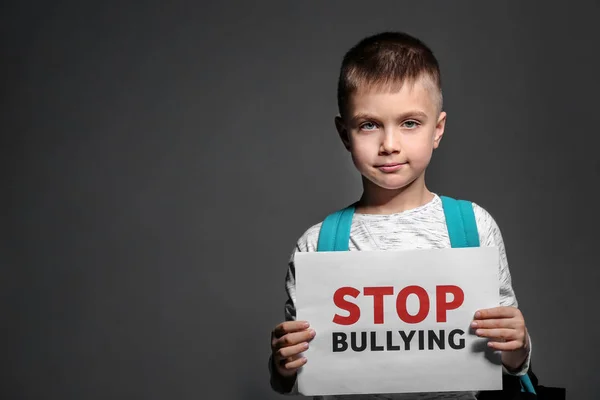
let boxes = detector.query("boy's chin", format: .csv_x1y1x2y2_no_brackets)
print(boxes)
362,175,419,192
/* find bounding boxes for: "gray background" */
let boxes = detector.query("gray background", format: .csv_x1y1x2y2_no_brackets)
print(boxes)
3,1,599,399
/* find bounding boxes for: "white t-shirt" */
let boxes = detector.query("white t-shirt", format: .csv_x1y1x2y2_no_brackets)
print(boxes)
275,194,531,400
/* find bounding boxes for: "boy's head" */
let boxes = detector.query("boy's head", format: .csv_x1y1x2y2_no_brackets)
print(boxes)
337,32,443,119
335,32,447,194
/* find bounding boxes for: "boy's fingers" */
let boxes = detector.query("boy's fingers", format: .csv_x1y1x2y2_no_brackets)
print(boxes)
274,329,316,349
276,342,309,359
475,328,514,340
272,321,310,338
487,340,521,351
281,355,308,371
472,319,514,329
475,307,519,320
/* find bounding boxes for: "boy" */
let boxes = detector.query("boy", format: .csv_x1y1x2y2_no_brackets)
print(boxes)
269,32,531,399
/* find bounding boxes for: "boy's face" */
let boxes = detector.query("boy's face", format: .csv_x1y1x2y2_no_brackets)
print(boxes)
335,76,446,192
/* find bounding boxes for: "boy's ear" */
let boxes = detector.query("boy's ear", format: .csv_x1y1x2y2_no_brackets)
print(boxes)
433,111,447,149
335,116,352,151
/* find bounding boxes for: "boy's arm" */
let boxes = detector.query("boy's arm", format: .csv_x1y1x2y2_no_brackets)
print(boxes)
270,224,321,394
269,252,300,394
474,204,532,376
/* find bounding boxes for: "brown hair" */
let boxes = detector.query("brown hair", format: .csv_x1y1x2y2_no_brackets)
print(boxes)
337,32,443,118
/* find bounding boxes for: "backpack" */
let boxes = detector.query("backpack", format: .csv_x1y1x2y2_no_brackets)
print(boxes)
316,195,537,396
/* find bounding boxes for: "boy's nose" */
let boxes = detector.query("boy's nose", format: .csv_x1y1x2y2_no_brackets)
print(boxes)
380,131,400,154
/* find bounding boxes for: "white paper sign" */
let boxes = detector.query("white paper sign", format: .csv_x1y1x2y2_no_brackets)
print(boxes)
294,247,501,396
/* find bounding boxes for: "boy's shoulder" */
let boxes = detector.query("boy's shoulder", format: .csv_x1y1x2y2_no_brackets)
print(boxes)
471,200,504,246
294,220,323,253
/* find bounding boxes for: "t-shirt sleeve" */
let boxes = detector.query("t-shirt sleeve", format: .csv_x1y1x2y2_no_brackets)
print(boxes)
283,252,297,322
284,222,321,322
473,202,532,377
473,203,518,308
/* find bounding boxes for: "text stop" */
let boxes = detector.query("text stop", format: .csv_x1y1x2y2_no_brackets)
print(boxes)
333,285,464,325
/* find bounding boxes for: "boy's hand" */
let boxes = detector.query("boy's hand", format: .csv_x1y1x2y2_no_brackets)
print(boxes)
271,321,316,378
472,306,529,370
471,306,527,350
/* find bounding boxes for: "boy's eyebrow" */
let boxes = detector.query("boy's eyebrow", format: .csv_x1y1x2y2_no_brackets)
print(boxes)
350,110,429,124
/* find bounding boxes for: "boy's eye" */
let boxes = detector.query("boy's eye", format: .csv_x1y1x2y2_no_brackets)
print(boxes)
403,120,419,129
360,122,378,131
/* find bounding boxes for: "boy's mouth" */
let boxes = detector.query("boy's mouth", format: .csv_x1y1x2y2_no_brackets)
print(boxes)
375,162,407,172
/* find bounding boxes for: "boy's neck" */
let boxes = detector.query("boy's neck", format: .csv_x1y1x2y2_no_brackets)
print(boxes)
355,177,434,215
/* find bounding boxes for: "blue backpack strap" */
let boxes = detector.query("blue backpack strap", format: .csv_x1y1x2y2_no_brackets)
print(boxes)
520,373,536,393
440,196,480,248
317,206,355,252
